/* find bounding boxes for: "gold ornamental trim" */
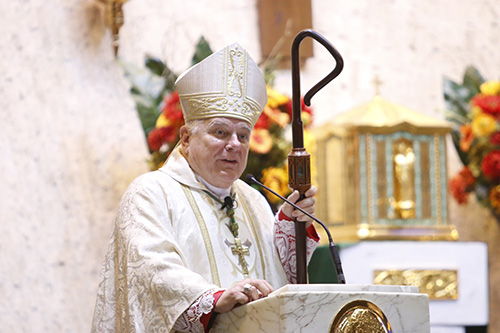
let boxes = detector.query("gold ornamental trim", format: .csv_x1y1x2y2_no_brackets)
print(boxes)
181,185,221,286
356,224,459,241
317,224,459,245
178,44,264,126
330,300,391,333
239,194,267,280
374,269,458,300
352,123,450,136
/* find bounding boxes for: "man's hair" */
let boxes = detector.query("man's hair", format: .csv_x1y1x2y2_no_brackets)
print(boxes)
181,119,206,136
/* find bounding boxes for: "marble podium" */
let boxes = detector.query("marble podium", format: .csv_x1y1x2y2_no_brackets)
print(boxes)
212,284,430,332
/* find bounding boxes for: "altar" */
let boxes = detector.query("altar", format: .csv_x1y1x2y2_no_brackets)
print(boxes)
305,94,490,332
335,241,488,332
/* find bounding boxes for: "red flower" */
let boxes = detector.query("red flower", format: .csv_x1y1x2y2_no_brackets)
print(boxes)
162,92,184,127
472,95,500,116
301,99,313,116
284,100,293,117
147,126,178,151
491,132,500,146
449,167,475,204
283,98,313,122
481,150,500,179
254,112,271,130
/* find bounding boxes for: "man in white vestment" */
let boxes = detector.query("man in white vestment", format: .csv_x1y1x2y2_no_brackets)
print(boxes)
91,43,319,332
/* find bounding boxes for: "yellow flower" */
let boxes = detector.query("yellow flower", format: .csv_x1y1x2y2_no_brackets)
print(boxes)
302,111,312,127
250,128,273,154
471,105,483,118
266,86,290,108
155,113,171,128
471,113,496,137
480,81,500,96
304,130,317,183
304,130,316,154
261,167,290,203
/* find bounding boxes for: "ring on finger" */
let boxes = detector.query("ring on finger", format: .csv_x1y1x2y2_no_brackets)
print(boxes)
243,283,252,295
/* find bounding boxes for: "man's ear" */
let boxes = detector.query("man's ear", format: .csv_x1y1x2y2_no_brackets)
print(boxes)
180,126,190,151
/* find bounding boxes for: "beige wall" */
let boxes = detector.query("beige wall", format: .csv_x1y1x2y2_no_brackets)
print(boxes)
0,0,499,331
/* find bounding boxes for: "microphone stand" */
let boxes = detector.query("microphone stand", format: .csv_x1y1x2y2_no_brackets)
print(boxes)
246,174,346,284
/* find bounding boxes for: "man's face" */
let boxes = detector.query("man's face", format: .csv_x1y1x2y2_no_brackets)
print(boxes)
181,117,252,188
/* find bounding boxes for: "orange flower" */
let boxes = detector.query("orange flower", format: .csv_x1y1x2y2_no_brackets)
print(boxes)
250,128,272,154
490,185,500,213
459,124,474,152
263,106,290,127
261,167,290,203
449,167,475,204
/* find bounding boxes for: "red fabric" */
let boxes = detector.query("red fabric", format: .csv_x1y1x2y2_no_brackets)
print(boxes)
278,210,319,242
306,224,320,242
200,290,224,332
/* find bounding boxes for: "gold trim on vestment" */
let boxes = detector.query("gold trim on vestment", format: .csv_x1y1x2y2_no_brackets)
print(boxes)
181,185,221,286
239,194,267,280
113,232,127,332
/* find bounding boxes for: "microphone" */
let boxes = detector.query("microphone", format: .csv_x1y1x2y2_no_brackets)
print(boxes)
245,174,346,284
221,196,234,210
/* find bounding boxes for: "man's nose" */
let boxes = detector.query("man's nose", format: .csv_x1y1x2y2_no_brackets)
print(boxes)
226,132,241,151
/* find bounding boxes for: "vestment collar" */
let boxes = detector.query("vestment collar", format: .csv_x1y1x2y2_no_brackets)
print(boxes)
159,146,233,198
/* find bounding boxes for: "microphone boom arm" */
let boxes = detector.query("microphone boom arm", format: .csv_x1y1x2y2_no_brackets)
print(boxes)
246,174,346,284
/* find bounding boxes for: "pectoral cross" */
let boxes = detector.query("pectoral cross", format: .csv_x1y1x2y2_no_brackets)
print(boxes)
230,237,250,277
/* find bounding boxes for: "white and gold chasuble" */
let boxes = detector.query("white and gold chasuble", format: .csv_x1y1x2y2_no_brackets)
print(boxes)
91,148,289,332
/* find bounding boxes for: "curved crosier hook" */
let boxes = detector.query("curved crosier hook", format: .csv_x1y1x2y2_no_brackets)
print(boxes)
291,29,344,148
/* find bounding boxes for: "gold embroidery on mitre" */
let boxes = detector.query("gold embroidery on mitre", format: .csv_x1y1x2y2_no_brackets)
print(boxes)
180,44,264,125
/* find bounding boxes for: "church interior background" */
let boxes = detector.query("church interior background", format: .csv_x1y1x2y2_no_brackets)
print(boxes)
1,0,499,331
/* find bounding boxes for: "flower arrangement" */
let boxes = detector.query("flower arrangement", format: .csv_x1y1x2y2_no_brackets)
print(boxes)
245,86,315,207
120,37,314,210
444,66,500,219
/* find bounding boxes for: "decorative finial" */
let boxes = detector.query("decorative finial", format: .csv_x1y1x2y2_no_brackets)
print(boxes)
98,0,127,57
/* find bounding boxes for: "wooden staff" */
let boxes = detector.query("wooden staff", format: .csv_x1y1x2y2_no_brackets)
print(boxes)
288,29,344,284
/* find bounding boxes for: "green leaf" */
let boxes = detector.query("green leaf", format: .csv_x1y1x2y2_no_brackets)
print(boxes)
119,59,166,100
191,36,213,65
462,66,484,95
443,78,472,120
445,109,468,126
162,65,178,93
145,56,166,76
118,59,166,140
135,102,161,137
450,129,469,166
144,55,178,92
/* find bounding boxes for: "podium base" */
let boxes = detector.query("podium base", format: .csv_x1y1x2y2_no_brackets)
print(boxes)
213,284,430,332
